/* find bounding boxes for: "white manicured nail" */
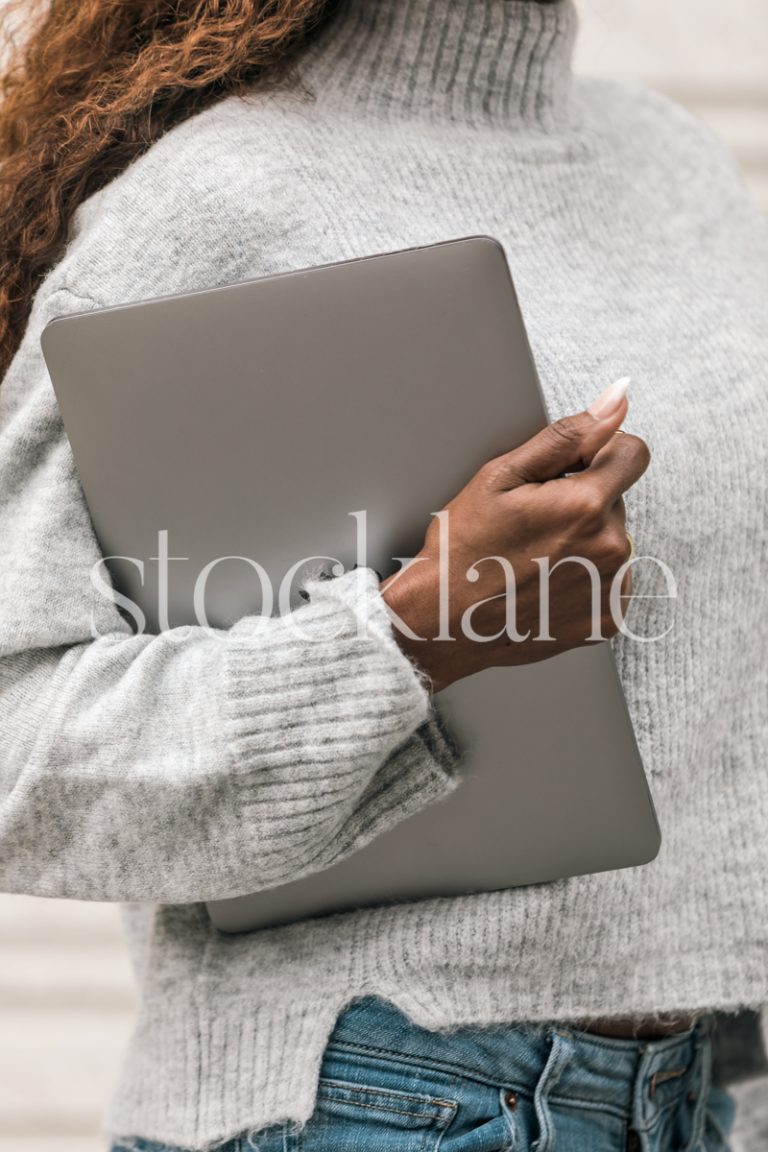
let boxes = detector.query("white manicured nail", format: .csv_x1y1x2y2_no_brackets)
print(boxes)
588,376,630,420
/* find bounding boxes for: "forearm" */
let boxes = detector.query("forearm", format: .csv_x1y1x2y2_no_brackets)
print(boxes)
0,568,458,903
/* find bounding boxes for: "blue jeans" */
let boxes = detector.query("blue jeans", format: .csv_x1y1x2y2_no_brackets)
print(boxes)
113,995,737,1152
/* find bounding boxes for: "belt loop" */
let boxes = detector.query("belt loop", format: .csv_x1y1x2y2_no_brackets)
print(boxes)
531,1030,575,1152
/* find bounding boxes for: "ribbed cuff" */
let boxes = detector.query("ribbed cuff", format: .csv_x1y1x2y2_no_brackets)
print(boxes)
329,710,463,864
301,564,436,699
218,567,456,893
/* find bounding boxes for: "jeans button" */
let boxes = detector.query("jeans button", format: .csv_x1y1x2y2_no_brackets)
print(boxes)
503,1090,518,1110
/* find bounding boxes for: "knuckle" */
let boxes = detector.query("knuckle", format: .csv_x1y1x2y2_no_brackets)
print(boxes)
600,525,630,568
570,487,605,526
478,455,509,488
475,456,496,482
547,415,583,449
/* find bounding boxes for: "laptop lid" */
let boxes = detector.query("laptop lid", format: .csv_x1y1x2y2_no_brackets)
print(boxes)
41,236,661,932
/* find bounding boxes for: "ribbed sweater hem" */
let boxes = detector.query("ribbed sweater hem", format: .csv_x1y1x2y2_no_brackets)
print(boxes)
106,944,768,1149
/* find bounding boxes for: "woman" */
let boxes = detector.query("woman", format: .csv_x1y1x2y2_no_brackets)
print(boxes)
1,1,766,1150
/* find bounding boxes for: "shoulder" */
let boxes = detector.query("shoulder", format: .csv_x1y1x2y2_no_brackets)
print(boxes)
577,76,763,214
572,76,768,272
50,90,320,308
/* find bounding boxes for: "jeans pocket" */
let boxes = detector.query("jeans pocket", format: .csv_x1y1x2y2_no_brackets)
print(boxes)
296,1076,458,1151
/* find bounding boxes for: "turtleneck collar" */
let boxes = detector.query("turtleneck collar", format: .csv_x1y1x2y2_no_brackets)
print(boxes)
295,0,577,129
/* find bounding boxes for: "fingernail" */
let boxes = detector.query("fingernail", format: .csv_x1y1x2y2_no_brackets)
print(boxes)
588,376,630,420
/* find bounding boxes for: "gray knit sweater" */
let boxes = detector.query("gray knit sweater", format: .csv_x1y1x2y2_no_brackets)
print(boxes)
1,1,767,1147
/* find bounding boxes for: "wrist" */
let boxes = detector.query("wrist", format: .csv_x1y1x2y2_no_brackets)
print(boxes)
380,558,452,693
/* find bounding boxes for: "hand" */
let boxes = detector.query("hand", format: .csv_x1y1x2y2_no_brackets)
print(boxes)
381,379,650,693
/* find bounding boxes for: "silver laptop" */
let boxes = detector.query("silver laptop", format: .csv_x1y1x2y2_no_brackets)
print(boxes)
40,235,661,933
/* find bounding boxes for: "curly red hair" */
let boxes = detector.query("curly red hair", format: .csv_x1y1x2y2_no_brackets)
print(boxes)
0,0,333,383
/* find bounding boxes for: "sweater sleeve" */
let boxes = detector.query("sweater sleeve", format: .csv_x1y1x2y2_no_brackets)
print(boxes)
0,284,461,904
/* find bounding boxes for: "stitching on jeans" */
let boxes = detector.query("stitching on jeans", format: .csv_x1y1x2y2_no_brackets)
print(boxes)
540,1093,629,1122
324,1039,528,1090
323,1041,634,1119
327,1025,696,1068
317,1075,456,1110
497,1085,520,1151
323,1041,640,1120
531,1031,574,1152
316,1094,443,1120
322,1039,700,1125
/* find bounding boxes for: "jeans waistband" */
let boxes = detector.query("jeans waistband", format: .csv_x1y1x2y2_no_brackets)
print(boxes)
325,995,714,1123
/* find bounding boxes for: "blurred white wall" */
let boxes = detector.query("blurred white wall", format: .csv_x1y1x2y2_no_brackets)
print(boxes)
574,0,768,211
1,1,766,1150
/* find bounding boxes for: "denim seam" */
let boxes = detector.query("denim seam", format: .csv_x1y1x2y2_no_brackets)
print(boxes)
428,1073,464,1152
321,1037,708,1129
316,1076,457,1113
322,1043,666,1123
326,1025,698,1067
323,1039,520,1092
531,1032,575,1152
542,1092,631,1123
315,1092,453,1122
317,1097,443,1121
322,1042,685,1122
433,1101,462,1152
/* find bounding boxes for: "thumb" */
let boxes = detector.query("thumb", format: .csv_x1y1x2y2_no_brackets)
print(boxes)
492,377,631,488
